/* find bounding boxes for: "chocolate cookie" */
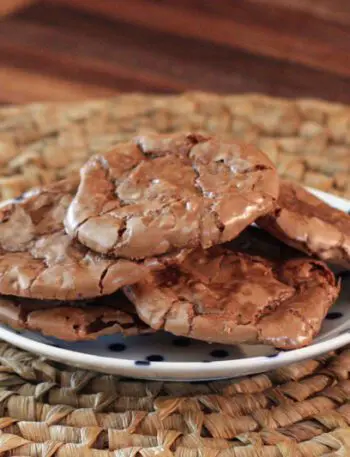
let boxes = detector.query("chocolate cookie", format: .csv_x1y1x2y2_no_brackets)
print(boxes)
0,292,150,341
65,132,279,259
0,179,181,300
258,180,350,267
124,245,339,349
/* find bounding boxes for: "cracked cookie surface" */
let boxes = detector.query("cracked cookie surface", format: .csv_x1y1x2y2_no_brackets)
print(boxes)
65,132,279,259
258,180,350,268
0,179,179,300
124,237,339,349
0,291,151,341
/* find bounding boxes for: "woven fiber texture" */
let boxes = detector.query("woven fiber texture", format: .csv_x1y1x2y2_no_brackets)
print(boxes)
0,92,349,201
0,343,350,456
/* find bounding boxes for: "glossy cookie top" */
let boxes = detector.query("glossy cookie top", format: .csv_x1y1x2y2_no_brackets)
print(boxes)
124,242,339,350
0,179,178,300
65,132,279,259
258,180,350,267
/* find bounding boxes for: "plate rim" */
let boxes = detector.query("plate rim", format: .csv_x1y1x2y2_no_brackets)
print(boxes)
1,324,350,380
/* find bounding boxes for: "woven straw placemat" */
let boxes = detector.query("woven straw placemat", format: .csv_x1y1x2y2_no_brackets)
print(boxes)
0,91,349,200
0,92,349,456
0,343,350,456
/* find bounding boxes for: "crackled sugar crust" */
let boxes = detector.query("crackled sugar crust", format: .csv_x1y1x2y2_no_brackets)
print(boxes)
0,292,151,341
65,132,279,259
258,180,350,268
124,246,339,349
0,179,176,300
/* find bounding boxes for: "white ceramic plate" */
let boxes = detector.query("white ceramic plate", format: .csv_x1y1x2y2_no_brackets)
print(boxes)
0,188,349,381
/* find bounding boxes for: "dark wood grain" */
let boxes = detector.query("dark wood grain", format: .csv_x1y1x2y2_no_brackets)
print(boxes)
0,0,35,17
0,0,349,104
52,0,350,76
249,0,350,26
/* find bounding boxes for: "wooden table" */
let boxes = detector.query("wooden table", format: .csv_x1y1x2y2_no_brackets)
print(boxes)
0,0,349,104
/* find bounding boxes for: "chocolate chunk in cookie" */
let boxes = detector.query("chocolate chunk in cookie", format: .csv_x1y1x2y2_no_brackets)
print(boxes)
65,132,279,259
0,179,182,300
124,245,339,349
0,292,151,341
258,180,350,267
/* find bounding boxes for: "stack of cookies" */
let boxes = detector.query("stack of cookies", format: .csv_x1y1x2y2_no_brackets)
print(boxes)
0,132,347,349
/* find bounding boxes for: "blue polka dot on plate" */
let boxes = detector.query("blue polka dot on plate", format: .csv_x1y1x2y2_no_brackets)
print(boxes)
210,349,229,358
108,343,126,352
326,312,343,320
146,354,164,362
